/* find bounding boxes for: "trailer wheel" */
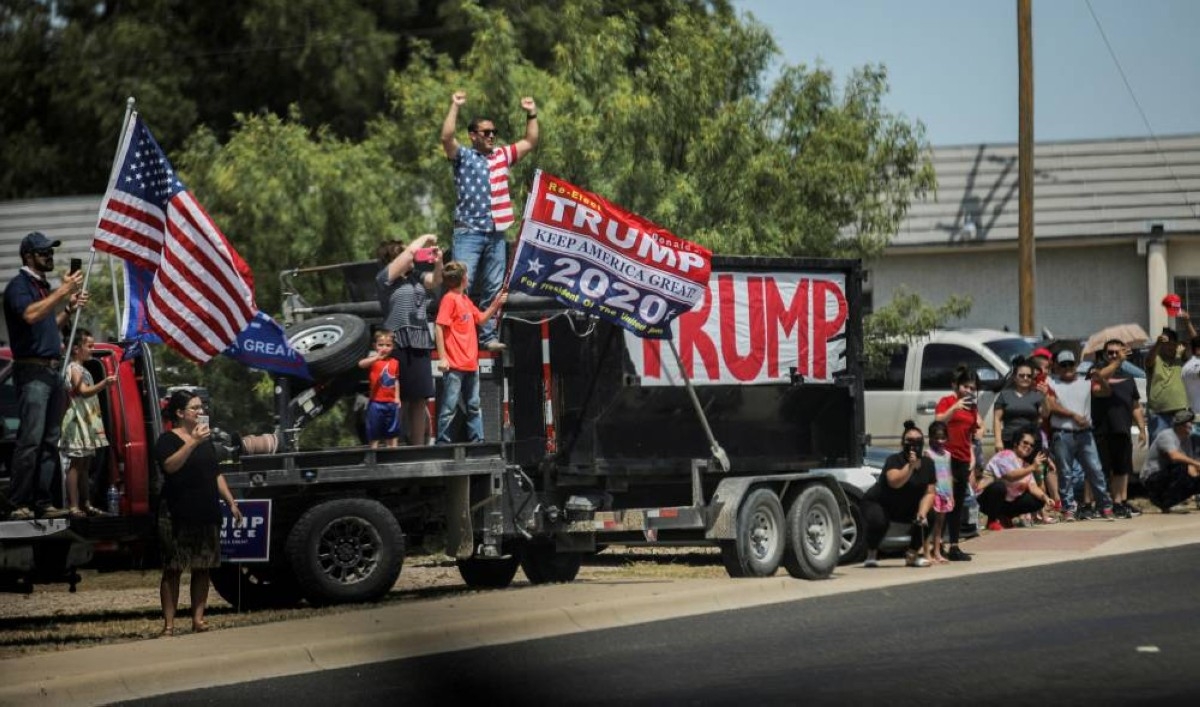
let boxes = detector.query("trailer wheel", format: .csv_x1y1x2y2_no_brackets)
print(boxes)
456,555,520,589
838,495,868,566
211,562,304,610
519,544,582,584
284,314,369,380
286,498,404,605
782,485,841,580
719,488,785,578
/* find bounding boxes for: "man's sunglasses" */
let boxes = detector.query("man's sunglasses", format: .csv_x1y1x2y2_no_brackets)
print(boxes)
473,129,497,137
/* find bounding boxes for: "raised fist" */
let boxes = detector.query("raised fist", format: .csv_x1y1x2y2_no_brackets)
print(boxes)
452,91,467,106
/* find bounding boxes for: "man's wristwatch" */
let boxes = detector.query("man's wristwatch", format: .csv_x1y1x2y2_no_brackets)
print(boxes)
527,113,538,120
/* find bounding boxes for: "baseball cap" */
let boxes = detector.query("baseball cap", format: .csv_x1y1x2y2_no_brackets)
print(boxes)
1171,409,1195,426
19,231,61,255
1163,293,1183,317
1055,349,1076,364
1031,347,1053,360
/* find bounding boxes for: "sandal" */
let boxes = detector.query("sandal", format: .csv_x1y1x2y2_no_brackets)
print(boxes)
158,626,174,638
904,551,931,568
192,621,211,633
83,505,107,517
67,507,87,519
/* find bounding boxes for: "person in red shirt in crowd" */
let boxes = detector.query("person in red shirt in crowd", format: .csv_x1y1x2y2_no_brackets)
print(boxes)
434,261,508,444
934,365,982,561
358,330,402,448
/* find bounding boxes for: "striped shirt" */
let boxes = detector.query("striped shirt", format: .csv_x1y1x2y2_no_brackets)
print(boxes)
452,144,519,232
376,268,435,350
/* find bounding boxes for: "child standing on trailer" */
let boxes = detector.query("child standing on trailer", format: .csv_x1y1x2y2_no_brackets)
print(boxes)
62,328,116,517
434,261,507,444
358,330,402,448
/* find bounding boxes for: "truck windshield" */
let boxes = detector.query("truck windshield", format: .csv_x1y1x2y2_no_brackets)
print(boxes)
985,338,1035,369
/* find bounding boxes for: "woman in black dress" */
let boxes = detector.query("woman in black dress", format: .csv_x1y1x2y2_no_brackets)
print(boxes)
156,391,242,636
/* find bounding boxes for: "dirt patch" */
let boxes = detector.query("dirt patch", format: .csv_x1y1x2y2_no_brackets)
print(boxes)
0,546,726,659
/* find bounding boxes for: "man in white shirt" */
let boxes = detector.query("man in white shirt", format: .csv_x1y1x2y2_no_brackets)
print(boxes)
1047,349,1118,521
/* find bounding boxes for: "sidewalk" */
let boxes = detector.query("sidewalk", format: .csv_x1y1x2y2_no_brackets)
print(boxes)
2,511,1198,706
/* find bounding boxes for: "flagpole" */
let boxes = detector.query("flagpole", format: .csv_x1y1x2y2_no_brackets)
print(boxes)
63,97,137,375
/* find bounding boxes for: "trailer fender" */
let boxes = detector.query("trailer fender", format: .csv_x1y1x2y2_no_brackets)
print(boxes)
706,473,849,541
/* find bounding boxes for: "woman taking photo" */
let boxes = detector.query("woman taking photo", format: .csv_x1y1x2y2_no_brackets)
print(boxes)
376,235,444,446
861,421,936,569
976,429,1055,528
156,391,242,636
934,365,982,562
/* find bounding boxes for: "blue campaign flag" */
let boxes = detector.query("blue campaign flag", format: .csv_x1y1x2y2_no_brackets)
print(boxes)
223,311,312,380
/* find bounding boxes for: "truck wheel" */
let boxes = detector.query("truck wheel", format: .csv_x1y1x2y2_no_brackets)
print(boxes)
719,488,785,578
211,562,304,610
286,498,404,605
838,496,868,566
782,485,841,580
284,314,369,380
519,544,582,584
456,555,520,588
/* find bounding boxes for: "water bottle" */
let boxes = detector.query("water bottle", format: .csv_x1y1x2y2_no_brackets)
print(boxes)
106,484,121,515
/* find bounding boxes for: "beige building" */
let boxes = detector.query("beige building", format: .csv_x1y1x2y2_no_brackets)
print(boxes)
869,134,1200,340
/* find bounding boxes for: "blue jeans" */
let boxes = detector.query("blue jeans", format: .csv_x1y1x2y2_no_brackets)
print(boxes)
9,364,67,510
1148,412,1177,445
452,227,507,345
437,370,483,443
1051,429,1111,512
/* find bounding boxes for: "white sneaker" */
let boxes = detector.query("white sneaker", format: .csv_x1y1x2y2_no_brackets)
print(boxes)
862,557,879,568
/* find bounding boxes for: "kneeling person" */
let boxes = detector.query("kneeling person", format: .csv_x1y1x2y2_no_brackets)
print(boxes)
1140,408,1200,513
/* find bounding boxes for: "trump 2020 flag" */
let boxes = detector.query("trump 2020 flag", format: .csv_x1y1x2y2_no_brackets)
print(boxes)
507,171,712,339
94,114,256,363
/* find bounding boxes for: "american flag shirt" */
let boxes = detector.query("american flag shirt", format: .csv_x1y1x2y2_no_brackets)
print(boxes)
452,144,520,232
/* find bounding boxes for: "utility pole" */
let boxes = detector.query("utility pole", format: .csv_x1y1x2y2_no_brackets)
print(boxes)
1017,0,1035,336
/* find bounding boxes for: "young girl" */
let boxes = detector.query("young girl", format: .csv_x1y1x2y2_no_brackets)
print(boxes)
61,329,116,518
924,420,954,564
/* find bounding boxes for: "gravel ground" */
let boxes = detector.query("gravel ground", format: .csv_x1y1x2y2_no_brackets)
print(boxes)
0,547,725,658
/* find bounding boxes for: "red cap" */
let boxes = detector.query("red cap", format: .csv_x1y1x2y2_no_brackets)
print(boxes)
1163,293,1183,316
1031,347,1053,360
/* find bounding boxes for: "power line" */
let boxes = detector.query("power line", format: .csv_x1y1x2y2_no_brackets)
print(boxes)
1084,0,1199,220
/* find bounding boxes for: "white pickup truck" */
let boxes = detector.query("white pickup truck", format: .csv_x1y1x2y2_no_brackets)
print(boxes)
864,328,1147,466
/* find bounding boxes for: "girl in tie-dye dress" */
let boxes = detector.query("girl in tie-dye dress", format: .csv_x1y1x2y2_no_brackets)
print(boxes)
61,330,116,517
924,420,955,564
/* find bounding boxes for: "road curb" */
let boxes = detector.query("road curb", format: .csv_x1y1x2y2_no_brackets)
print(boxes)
2,519,1198,705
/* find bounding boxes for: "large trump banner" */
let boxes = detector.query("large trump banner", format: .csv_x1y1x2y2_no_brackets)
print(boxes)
507,171,712,339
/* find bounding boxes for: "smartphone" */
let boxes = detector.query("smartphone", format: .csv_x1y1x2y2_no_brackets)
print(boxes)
197,415,209,427
69,258,82,275
414,247,438,264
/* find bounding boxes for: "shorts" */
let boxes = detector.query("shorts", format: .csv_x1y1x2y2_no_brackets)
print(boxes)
1095,433,1133,477
395,346,434,401
365,400,401,442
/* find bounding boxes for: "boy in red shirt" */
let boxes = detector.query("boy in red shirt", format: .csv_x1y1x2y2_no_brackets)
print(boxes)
435,261,507,443
358,330,401,448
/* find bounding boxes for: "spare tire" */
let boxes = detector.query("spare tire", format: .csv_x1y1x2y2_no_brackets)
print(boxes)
284,314,369,380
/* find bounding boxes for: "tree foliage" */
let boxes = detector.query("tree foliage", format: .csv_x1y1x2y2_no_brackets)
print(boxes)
5,0,939,445
864,286,973,378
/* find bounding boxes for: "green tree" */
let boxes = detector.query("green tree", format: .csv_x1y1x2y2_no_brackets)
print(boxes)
863,286,973,378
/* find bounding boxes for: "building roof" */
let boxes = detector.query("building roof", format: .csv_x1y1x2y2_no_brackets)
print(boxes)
893,133,1200,247
0,195,103,282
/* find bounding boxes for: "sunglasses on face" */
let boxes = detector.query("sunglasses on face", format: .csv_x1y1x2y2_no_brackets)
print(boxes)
474,129,497,137
1106,350,1122,356
1060,361,1076,368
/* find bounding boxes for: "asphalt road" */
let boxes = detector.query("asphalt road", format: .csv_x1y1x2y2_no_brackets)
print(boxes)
126,544,1200,706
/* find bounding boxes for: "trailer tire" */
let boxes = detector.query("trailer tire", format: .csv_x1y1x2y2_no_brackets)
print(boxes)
286,498,404,605
284,314,369,380
519,544,582,584
211,562,304,610
782,485,841,580
838,495,868,566
456,555,520,589
719,488,785,578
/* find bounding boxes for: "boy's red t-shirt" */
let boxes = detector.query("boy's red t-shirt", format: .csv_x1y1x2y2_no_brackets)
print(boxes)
368,358,399,403
436,290,485,372
935,393,979,462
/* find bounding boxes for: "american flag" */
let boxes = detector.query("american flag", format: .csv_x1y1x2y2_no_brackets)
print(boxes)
94,115,256,363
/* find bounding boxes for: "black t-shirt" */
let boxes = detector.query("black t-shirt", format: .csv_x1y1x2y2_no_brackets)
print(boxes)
1092,378,1138,434
867,453,936,517
155,431,221,526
